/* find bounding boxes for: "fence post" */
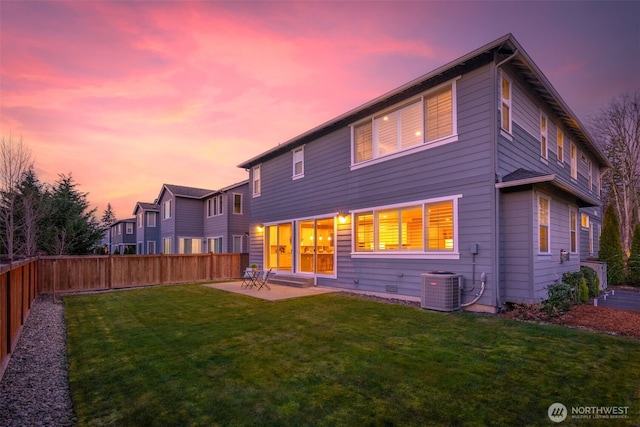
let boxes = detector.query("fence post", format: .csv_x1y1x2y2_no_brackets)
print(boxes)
107,254,112,289
160,253,164,285
5,266,10,356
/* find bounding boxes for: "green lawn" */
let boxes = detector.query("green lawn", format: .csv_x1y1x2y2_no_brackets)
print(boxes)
64,284,640,426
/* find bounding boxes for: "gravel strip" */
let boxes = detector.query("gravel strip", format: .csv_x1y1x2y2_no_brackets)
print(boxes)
0,295,76,426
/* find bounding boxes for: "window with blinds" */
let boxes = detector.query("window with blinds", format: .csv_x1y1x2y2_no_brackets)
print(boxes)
352,81,456,165
354,198,456,253
426,200,454,251
425,87,452,141
539,196,550,253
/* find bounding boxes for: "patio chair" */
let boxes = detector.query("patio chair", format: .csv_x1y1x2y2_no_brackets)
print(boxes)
254,269,272,291
241,268,255,289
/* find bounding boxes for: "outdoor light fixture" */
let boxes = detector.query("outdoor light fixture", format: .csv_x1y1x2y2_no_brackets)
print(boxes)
338,212,349,224
256,224,264,232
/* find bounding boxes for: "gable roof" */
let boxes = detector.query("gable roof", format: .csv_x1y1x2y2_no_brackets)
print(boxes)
156,183,216,203
132,202,159,215
238,33,610,170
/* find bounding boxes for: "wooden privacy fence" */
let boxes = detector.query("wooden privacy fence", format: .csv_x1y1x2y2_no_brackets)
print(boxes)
1,258,38,380
1,253,247,380
38,253,249,293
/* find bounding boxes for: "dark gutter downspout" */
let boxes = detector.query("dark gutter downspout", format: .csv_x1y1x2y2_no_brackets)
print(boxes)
492,48,519,311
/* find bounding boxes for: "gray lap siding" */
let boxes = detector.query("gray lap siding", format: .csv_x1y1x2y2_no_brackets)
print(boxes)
250,66,498,306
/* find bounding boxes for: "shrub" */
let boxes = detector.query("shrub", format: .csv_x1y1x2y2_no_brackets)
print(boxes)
598,205,625,285
580,266,600,297
542,283,574,316
629,224,640,287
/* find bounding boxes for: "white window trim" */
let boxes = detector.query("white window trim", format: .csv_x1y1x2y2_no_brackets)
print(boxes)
207,195,224,217
581,213,590,230
208,236,224,253
163,200,172,220
233,193,243,215
163,238,172,254
137,213,143,228
588,159,593,192
557,129,564,164
350,78,459,170
540,112,548,161
147,212,156,227
569,207,578,254
500,73,512,136
292,146,305,180
252,165,261,197
126,223,134,234
537,194,551,255
178,237,202,254
570,141,578,180
232,235,243,253
147,240,156,255
350,194,462,259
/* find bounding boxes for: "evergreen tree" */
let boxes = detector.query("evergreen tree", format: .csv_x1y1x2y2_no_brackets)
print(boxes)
598,204,626,285
42,174,103,255
629,224,640,286
101,203,117,229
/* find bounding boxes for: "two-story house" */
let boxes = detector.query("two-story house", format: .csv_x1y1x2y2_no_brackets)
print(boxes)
238,34,610,313
204,180,251,254
133,202,160,254
109,218,137,254
157,181,250,254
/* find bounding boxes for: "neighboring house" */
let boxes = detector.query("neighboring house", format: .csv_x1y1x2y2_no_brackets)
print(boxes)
109,218,137,254
204,180,251,254
133,202,160,254
237,34,610,312
156,181,250,254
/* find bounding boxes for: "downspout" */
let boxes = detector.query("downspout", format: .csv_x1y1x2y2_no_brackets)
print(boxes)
492,48,519,311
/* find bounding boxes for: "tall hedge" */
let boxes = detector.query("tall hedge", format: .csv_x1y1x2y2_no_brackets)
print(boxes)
629,224,640,286
598,204,626,285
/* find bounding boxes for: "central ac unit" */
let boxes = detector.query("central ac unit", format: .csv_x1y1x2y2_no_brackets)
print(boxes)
420,271,463,311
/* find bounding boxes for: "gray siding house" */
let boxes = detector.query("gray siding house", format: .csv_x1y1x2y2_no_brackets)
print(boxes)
203,180,251,253
157,184,214,254
238,34,610,313
156,182,250,254
133,202,160,254
109,218,137,254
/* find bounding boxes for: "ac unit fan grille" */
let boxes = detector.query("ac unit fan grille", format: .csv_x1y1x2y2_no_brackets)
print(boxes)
420,273,462,311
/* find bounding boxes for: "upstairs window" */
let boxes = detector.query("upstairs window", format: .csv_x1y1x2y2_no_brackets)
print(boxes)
163,200,172,220
126,223,134,234
137,213,143,228
500,75,512,134
292,147,304,179
352,81,457,165
252,165,261,197
557,130,564,162
233,193,243,214
540,113,548,159
207,195,223,217
570,142,578,180
147,212,156,227
588,159,593,191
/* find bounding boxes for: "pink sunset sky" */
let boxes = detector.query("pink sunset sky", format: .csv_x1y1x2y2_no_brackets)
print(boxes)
1,1,639,219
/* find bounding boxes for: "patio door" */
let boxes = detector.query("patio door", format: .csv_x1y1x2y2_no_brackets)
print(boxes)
298,217,334,275
265,223,292,271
